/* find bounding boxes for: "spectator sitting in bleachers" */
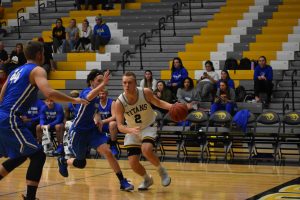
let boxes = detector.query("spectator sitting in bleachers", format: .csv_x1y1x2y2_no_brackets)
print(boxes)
38,37,56,74
154,80,175,114
91,15,111,53
0,41,8,66
64,90,80,121
139,70,157,91
217,70,235,89
211,80,236,114
196,60,219,102
20,99,45,139
75,19,92,51
254,56,273,105
9,43,26,66
52,18,66,53
36,99,65,155
177,77,200,110
167,57,188,95
66,19,79,52
3,56,19,75
75,0,98,10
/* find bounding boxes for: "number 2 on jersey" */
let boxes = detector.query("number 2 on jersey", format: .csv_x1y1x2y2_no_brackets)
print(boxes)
134,114,142,123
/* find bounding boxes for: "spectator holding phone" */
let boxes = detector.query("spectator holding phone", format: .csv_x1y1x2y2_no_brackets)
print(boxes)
196,60,219,101
210,80,235,114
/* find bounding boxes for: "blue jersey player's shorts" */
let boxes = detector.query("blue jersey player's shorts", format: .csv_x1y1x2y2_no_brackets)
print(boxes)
0,113,41,159
69,126,108,160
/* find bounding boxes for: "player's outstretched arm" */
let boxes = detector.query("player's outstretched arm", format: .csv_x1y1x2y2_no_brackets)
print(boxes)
115,99,140,135
144,88,172,111
31,67,88,105
86,70,110,101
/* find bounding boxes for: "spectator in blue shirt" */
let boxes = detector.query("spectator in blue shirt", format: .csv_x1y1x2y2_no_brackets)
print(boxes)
167,57,188,95
64,90,79,121
91,15,111,53
217,70,235,89
36,99,65,155
253,56,273,105
20,99,45,138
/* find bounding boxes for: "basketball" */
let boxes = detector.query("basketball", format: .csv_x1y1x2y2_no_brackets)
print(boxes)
168,103,188,122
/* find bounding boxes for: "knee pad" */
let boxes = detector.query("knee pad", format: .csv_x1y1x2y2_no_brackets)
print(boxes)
2,156,27,173
26,150,46,182
73,159,86,169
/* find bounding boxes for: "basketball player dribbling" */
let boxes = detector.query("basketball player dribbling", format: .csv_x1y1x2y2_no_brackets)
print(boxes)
115,71,172,190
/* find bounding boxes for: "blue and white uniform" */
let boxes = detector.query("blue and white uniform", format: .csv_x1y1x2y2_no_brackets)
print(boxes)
39,103,64,131
69,87,107,160
0,63,41,158
24,99,44,128
98,98,114,133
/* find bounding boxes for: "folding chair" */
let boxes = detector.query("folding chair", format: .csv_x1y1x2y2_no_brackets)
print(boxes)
181,110,209,160
250,111,281,162
156,112,185,159
41,126,58,155
208,110,233,161
279,111,300,161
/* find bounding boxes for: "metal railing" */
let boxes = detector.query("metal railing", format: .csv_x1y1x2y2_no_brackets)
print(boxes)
139,32,147,70
17,8,25,39
171,2,180,36
291,69,297,111
158,17,166,52
282,92,289,133
121,50,131,74
38,0,46,25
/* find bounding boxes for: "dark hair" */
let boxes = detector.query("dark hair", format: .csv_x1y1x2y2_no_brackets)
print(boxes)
156,80,167,90
221,70,231,80
24,41,44,60
204,60,215,71
259,56,267,62
143,70,153,89
171,57,183,72
87,69,103,86
56,18,62,24
124,71,136,79
181,77,194,90
83,19,89,26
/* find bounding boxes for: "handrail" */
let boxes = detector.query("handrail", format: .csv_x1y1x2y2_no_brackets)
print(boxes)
172,2,179,36
200,0,204,8
282,92,289,133
139,32,147,70
188,0,192,21
38,0,46,25
121,0,125,9
122,50,131,74
158,17,166,52
17,8,25,39
291,69,297,111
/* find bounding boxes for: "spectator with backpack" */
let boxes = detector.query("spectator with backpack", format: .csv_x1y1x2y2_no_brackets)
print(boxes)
253,56,273,106
217,70,235,89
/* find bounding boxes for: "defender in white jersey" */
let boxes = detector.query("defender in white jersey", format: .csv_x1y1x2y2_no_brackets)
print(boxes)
115,72,173,190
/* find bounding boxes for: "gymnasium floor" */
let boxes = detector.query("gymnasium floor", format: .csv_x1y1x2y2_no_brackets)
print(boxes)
0,158,300,199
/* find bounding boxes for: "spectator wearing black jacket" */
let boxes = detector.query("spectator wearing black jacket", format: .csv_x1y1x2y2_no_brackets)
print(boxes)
52,18,66,53
9,43,26,66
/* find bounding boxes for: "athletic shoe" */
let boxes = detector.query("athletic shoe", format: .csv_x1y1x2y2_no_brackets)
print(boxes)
57,156,68,177
21,194,39,200
158,167,171,187
120,179,134,191
110,145,119,156
138,175,153,190
53,144,64,156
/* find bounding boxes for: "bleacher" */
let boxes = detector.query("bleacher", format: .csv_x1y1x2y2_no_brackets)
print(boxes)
1,0,300,162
